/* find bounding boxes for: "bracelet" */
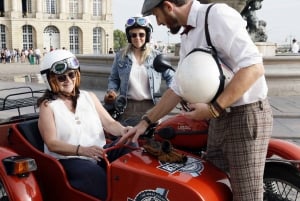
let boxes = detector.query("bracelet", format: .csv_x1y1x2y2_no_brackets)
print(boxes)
141,115,152,125
208,103,220,118
76,145,80,156
212,100,224,115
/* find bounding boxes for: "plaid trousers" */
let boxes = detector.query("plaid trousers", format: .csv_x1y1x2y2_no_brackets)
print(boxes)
206,99,273,201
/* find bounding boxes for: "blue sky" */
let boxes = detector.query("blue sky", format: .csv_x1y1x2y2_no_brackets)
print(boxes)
112,0,300,45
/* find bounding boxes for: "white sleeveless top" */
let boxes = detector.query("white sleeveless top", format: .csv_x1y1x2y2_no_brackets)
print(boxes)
44,90,106,160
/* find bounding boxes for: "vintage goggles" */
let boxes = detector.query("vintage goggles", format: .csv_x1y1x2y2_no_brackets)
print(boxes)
50,57,79,75
126,17,148,28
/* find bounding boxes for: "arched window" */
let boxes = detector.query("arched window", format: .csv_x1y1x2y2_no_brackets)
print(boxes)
44,26,59,50
0,24,6,48
93,0,102,16
93,27,102,54
23,25,33,50
69,26,79,54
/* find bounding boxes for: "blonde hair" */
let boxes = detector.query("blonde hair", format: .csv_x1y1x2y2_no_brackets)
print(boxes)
121,43,151,63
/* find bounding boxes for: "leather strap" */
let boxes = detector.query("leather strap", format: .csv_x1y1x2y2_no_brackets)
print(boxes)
204,3,226,103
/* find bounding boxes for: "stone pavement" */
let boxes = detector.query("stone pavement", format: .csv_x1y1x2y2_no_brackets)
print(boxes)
0,62,299,145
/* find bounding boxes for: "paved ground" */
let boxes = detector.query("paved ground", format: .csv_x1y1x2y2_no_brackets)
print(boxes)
1,62,299,145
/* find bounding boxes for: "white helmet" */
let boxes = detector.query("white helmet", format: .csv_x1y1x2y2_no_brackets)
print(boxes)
40,50,80,91
175,48,233,103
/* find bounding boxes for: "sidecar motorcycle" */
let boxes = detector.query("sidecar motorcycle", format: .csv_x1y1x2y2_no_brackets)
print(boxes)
0,86,300,201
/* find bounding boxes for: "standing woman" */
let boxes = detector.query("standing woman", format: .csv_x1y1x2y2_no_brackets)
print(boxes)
105,16,174,126
37,50,133,200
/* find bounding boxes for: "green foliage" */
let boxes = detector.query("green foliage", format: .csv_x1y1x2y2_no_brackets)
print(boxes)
113,30,127,51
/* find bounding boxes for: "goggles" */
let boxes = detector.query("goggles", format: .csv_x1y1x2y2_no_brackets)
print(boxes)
50,57,79,75
126,17,149,28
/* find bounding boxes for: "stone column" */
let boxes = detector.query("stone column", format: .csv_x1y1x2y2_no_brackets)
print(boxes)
82,0,90,20
36,0,43,19
11,0,17,11
59,0,66,19
10,0,19,18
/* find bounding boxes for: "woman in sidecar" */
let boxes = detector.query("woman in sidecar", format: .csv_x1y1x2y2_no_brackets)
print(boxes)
37,49,133,200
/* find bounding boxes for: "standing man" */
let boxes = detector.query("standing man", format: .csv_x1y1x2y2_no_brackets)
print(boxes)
120,0,273,201
292,38,299,53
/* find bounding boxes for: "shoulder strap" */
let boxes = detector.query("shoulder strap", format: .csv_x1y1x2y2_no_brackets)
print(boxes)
204,3,225,103
205,3,216,52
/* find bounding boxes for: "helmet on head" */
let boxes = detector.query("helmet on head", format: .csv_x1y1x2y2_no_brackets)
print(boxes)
125,16,153,43
142,0,164,16
175,48,233,104
40,49,80,91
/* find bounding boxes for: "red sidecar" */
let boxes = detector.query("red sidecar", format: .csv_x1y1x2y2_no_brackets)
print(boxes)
0,116,232,201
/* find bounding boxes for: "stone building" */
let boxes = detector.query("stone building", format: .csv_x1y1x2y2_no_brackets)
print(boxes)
0,0,113,54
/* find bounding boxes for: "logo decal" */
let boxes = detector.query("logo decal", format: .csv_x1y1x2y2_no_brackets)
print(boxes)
158,156,204,177
128,188,169,201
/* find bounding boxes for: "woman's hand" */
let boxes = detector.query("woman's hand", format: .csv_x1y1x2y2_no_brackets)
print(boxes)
77,145,105,161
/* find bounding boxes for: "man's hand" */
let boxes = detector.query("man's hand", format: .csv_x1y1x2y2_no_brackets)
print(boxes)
183,103,212,120
117,120,149,144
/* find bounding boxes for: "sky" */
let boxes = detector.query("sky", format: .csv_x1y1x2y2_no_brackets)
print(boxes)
112,0,300,45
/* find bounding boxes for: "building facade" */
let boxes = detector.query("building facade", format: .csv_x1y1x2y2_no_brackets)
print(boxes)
0,0,113,54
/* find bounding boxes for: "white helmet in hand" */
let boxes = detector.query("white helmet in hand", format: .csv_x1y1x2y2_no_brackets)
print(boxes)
175,48,233,103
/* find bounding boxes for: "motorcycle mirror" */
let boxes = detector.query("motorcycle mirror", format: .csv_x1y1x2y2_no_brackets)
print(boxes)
153,54,175,72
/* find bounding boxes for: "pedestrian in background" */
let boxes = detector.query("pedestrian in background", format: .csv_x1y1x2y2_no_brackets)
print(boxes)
292,38,299,53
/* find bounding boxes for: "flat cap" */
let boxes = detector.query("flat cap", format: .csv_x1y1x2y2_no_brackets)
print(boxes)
142,0,164,16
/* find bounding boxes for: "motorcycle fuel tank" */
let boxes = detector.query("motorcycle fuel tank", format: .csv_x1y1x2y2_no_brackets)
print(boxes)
110,149,232,201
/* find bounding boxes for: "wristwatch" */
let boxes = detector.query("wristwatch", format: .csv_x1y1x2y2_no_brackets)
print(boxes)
141,115,152,125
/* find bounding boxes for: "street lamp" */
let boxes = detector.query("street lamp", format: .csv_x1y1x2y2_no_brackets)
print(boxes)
49,31,53,50
106,34,109,54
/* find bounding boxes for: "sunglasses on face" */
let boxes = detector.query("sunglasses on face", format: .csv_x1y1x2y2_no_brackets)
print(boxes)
56,71,76,82
130,32,146,38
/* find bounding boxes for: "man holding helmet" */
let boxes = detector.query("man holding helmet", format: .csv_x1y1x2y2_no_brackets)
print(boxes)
120,0,273,200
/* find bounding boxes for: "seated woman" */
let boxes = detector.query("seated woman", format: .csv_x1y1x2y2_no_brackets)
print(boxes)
37,49,133,200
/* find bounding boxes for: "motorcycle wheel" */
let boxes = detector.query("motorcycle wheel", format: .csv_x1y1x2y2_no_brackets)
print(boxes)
263,162,300,201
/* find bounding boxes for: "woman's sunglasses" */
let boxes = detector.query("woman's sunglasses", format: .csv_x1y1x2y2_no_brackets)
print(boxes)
56,71,76,82
130,32,145,38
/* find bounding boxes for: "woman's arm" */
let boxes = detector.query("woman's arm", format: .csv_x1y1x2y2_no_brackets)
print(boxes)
89,92,128,137
38,101,79,155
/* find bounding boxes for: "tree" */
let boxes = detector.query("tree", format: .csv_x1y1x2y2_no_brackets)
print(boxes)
113,29,127,51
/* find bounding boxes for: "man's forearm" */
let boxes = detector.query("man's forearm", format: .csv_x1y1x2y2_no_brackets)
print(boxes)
146,89,181,123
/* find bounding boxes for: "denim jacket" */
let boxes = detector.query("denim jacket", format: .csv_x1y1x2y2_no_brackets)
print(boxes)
107,49,174,104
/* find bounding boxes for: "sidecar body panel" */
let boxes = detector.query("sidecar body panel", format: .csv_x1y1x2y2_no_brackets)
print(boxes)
0,147,43,201
110,150,232,201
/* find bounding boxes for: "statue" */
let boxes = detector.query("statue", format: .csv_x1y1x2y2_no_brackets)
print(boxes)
198,0,268,42
241,0,267,42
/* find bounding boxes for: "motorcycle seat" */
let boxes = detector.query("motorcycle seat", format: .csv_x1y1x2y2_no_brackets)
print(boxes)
17,119,44,152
